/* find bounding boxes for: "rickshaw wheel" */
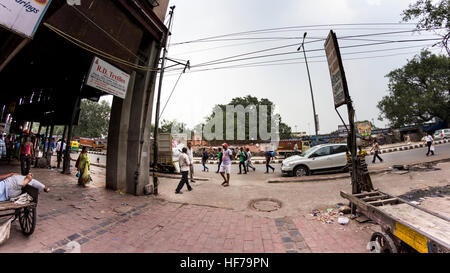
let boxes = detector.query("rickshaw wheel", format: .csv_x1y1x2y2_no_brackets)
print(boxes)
370,232,398,253
19,206,36,236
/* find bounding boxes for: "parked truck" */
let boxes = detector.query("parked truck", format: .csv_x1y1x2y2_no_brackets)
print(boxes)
276,139,310,158
150,133,188,173
78,137,105,151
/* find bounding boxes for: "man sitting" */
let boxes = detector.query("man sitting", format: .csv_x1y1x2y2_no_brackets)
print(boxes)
0,173,49,202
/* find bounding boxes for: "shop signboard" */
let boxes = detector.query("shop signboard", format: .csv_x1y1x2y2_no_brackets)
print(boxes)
86,57,130,99
0,0,53,38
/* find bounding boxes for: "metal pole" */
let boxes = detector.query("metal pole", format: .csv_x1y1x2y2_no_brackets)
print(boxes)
298,32,319,146
152,6,175,195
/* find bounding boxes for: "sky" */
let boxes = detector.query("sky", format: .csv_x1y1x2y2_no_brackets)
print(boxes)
103,0,445,135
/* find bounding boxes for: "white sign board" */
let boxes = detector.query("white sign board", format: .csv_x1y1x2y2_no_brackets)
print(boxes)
86,57,130,99
0,0,52,38
324,30,348,108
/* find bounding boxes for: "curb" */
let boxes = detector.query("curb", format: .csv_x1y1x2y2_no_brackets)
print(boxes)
268,157,450,183
370,139,449,155
267,168,389,183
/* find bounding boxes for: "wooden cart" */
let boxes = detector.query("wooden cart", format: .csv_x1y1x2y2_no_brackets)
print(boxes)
341,190,450,253
0,186,39,236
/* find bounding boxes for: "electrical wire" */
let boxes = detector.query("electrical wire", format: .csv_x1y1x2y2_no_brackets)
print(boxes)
71,6,145,64
166,38,441,71
170,23,419,45
44,23,161,72
159,71,184,119
165,49,439,75
164,43,439,76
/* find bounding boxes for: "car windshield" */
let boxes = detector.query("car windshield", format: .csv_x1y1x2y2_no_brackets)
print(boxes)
302,146,321,157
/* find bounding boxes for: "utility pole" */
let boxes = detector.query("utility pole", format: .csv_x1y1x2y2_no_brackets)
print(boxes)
298,32,319,146
152,6,175,195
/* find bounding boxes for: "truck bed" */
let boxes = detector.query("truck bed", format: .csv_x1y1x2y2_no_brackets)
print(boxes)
379,203,450,246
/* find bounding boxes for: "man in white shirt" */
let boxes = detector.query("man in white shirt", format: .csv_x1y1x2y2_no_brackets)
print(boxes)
175,147,193,194
424,133,434,156
187,142,195,183
56,139,67,168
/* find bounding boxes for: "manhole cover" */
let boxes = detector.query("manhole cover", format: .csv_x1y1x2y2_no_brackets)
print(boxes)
249,198,282,212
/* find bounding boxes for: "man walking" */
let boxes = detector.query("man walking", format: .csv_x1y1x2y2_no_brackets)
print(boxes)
238,147,247,174
264,150,275,173
56,139,66,169
202,148,209,172
175,147,192,194
424,132,434,156
187,142,195,183
219,143,234,187
370,139,383,163
246,148,256,172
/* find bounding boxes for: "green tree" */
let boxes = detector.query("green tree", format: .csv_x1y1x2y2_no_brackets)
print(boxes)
402,0,449,55
159,119,188,134
377,51,450,127
205,95,292,142
72,100,111,138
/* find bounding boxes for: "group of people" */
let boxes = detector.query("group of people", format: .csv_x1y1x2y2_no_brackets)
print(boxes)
175,142,276,193
0,131,91,188
370,131,437,164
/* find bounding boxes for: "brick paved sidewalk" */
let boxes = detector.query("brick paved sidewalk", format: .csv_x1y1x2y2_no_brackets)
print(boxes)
0,161,373,253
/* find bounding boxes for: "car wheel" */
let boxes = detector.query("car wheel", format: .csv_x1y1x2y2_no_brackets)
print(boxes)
293,165,309,177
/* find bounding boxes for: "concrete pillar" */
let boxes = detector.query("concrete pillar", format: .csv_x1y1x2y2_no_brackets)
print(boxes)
106,38,160,195
106,73,136,191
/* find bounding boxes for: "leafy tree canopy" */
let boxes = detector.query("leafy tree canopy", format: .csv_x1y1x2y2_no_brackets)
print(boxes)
402,0,449,55
377,50,450,128
72,100,111,138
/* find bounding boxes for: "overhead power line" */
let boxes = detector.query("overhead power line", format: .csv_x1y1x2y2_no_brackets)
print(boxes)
165,49,439,75
166,38,441,72
170,22,419,45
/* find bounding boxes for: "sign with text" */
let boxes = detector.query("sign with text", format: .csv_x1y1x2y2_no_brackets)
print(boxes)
0,0,52,38
86,57,130,99
324,30,348,108
338,125,349,138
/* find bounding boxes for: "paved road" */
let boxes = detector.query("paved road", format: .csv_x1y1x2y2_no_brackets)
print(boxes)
366,142,450,166
70,142,450,172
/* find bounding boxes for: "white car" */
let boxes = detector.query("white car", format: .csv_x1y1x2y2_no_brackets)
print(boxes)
281,143,348,177
434,129,450,140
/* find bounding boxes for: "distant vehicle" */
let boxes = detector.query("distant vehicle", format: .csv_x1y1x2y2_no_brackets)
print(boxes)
281,143,348,177
78,137,105,151
434,129,450,140
276,139,310,158
70,141,79,151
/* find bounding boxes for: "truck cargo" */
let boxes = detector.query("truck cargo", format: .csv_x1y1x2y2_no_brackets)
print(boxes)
77,137,105,151
276,139,310,158
150,133,188,173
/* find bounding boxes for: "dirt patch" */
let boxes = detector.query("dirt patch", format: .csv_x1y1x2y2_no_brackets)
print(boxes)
399,185,450,201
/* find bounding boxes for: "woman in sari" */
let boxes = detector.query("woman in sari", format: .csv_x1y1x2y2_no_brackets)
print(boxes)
75,146,92,187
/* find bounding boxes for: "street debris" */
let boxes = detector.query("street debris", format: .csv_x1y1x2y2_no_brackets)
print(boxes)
311,208,343,224
338,205,351,214
338,217,350,225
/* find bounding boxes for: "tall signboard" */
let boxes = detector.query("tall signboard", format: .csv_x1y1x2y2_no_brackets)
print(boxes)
86,57,131,99
324,30,349,108
0,0,53,38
